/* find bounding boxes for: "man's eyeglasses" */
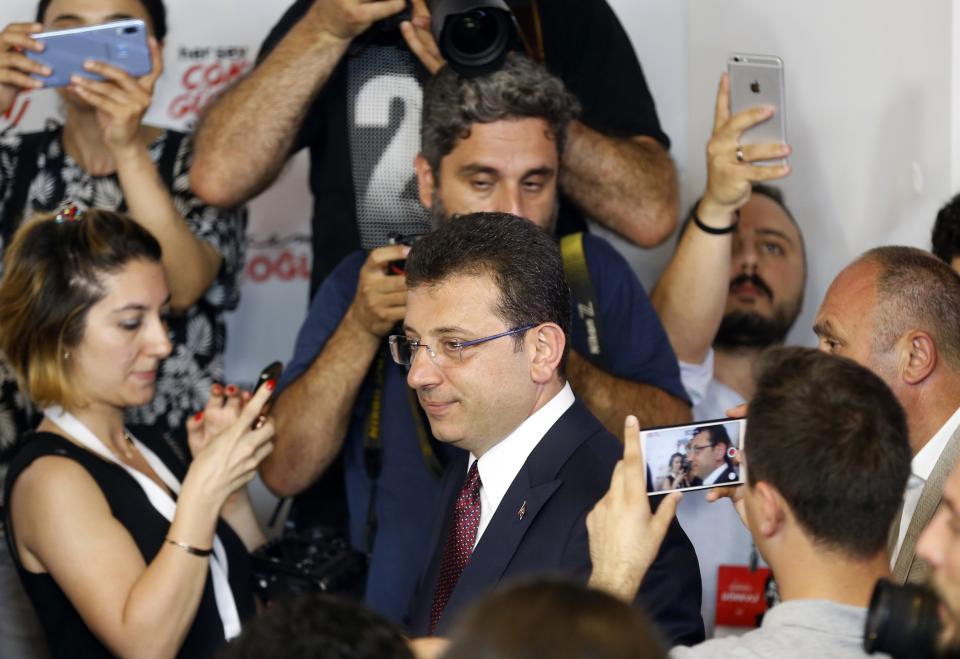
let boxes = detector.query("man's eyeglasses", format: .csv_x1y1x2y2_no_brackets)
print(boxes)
687,442,714,454
388,325,535,368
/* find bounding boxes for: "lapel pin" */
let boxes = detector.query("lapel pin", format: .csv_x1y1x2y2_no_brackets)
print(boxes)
518,501,527,520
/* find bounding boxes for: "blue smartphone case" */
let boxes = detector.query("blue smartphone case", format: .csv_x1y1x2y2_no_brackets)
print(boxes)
27,19,152,88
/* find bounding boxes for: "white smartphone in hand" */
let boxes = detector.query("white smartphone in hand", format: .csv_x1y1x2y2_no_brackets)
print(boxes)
642,418,746,495
728,53,786,165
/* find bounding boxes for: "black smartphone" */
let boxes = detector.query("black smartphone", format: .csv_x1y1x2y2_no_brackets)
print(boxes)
641,418,746,495
385,232,423,276
251,361,283,429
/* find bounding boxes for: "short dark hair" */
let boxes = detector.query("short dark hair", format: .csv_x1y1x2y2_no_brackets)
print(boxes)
747,347,911,559
0,209,162,408
692,425,731,448
420,53,580,173
443,578,666,659
36,0,168,42
405,212,570,370
217,594,413,659
932,193,960,264
858,246,960,370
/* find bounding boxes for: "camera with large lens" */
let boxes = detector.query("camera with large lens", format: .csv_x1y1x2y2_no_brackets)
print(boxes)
864,578,941,658
373,0,521,77
430,0,519,76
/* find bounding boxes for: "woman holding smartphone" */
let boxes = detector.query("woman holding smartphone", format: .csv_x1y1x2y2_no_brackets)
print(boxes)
0,1,245,655
0,0,245,447
0,209,272,658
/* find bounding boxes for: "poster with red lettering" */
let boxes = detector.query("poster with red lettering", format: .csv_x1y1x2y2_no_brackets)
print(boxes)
715,565,773,628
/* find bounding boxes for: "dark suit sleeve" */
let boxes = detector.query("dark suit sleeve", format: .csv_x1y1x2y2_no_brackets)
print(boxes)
635,513,705,646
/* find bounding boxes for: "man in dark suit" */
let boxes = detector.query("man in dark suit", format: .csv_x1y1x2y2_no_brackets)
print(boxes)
396,212,704,643
687,425,739,486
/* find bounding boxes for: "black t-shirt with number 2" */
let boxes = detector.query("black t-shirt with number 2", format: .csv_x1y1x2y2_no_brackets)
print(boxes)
260,0,670,295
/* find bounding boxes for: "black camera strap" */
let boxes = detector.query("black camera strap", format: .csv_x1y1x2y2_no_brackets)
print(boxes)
561,232,608,370
362,344,444,555
508,0,545,64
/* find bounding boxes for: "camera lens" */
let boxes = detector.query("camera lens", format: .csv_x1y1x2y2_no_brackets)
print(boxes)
864,579,941,659
122,26,138,34
448,10,499,56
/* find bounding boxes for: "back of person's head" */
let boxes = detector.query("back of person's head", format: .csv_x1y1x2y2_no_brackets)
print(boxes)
0,209,162,409
420,52,581,173
36,0,168,42
405,212,570,366
217,594,413,659
442,578,666,659
747,346,911,559
857,246,960,370
932,193,960,266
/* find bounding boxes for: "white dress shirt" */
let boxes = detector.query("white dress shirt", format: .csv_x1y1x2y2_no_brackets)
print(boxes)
468,382,575,547
891,404,960,565
704,464,727,486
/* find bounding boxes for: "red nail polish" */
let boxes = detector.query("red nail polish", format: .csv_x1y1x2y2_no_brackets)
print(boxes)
193,411,203,422
211,383,223,394
225,385,237,395
266,379,276,392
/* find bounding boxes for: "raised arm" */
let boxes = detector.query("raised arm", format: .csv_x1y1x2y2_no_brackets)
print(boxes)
560,126,678,247
71,40,223,311
190,0,405,208
650,74,790,363
566,351,690,433
260,245,408,496
10,388,274,659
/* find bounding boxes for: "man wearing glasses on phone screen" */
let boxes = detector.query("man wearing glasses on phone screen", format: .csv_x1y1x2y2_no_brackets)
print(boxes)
687,426,738,486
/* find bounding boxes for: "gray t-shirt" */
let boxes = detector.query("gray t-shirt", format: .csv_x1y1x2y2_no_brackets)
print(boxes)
669,600,890,659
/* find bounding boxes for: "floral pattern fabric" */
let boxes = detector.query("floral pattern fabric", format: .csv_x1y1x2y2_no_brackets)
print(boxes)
0,122,247,498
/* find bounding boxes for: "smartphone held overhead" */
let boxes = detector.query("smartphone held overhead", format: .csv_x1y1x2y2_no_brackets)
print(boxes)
642,418,746,496
728,53,786,166
27,19,152,88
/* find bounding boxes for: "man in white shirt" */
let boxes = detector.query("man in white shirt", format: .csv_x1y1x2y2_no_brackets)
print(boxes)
398,212,704,644
814,246,960,585
587,346,911,659
650,73,806,629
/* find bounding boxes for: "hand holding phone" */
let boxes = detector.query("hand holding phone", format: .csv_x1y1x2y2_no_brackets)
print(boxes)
0,22,48,114
642,418,746,496
727,53,787,166
26,19,152,88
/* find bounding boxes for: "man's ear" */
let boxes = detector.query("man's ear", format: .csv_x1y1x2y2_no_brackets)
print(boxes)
897,330,937,386
528,323,565,384
414,154,436,209
751,481,786,540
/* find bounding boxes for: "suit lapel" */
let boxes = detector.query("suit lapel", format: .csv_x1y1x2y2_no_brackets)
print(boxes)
893,423,960,584
436,399,602,630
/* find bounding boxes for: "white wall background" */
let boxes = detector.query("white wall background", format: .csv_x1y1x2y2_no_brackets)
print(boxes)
1,0,956,634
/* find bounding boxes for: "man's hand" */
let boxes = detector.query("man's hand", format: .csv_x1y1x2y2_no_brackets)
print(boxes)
586,415,681,603
304,0,408,43
344,245,410,338
0,22,47,115
705,404,748,525
699,73,791,222
399,0,445,74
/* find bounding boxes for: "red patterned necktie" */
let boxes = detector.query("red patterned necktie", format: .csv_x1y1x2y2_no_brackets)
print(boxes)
428,461,482,634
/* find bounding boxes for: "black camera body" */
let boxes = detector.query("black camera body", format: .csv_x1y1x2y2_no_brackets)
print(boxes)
385,232,422,276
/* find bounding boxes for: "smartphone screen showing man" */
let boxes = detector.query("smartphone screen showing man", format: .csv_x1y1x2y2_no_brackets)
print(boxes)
642,418,746,495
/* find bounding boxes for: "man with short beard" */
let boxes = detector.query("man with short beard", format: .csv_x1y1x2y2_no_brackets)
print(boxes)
650,74,804,630
652,76,806,420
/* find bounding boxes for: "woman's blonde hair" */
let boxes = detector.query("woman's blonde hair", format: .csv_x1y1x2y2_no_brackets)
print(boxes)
0,209,162,408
